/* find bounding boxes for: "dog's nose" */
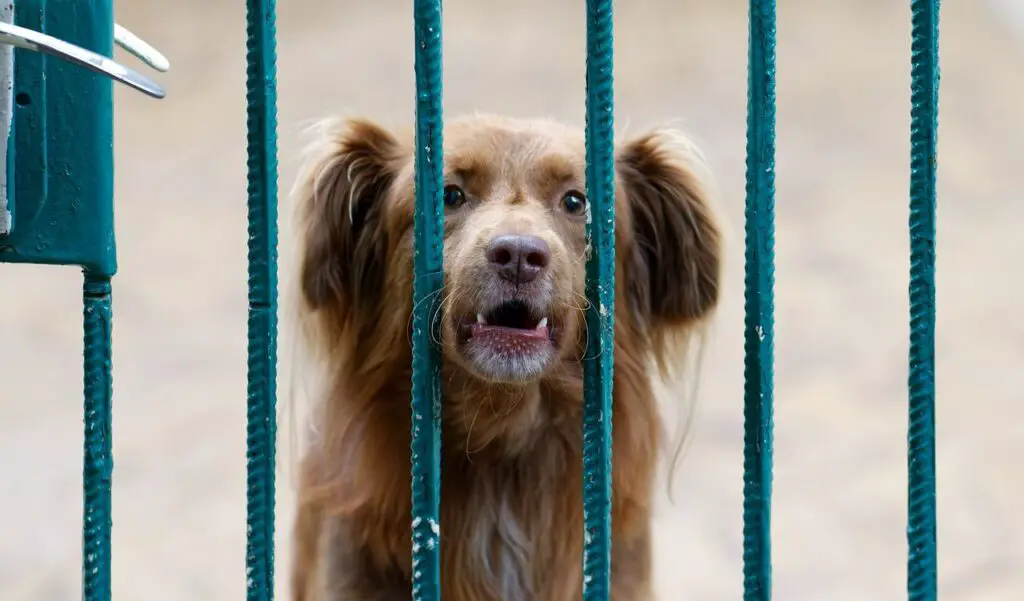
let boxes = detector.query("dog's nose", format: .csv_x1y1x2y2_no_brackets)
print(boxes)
486,234,551,285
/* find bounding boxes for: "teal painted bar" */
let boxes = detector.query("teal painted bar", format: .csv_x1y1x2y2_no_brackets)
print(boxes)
244,0,280,601
0,0,116,276
410,1,445,599
82,272,114,601
907,1,940,600
582,0,615,599
742,1,777,600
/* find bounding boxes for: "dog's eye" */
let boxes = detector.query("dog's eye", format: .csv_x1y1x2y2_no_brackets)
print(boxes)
443,184,466,209
561,190,588,215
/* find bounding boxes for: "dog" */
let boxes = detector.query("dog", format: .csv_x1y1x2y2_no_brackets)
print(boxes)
288,114,722,601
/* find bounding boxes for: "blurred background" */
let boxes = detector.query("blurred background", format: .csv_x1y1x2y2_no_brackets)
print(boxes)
2,0,1022,599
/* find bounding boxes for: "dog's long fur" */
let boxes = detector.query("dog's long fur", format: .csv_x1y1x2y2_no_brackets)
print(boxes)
289,114,722,601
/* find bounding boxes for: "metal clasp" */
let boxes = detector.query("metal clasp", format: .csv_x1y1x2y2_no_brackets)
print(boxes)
114,23,170,75
0,3,169,236
0,20,167,99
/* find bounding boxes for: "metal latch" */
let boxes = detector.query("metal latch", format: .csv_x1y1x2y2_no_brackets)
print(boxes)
0,20,168,99
0,4,168,236
113,23,170,77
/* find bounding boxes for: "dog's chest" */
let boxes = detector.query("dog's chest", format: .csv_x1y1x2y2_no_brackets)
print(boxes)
438,459,583,601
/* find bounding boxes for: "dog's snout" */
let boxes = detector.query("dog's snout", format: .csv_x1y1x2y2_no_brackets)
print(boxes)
486,234,550,285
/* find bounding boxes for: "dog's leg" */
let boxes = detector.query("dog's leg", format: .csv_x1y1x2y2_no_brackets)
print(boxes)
319,514,411,601
291,496,325,601
292,451,329,601
291,453,407,601
609,525,654,601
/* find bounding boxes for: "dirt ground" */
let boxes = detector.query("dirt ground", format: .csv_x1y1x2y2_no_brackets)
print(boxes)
2,1,1022,600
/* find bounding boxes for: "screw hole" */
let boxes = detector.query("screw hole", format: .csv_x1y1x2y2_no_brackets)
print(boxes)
15,93,30,106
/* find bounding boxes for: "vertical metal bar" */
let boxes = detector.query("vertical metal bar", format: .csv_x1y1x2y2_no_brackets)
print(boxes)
244,0,279,599
582,0,615,599
907,1,940,600
82,272,113,601
410,1,444,599
742,1,777,600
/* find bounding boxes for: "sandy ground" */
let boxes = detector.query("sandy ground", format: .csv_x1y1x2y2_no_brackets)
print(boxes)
2,1,1022,599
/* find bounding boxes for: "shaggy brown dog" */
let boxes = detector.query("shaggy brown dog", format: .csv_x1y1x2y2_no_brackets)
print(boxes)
289,114,722,601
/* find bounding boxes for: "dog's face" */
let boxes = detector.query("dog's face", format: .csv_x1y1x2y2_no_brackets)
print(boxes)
438,119,588,383
297,114,721,388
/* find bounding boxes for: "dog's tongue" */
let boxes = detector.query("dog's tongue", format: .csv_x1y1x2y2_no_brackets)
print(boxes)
470,323,549,348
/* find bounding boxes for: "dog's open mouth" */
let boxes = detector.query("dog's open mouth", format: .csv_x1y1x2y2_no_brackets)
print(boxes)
454,299,558,381
458,300,552,346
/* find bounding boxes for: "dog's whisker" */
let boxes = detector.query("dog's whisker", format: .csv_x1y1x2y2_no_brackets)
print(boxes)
464,395,486,460
567,290,593,313
430,287,472,348
485,389,498,414
407,286,447,353
503,386,527,417
408,286,445,330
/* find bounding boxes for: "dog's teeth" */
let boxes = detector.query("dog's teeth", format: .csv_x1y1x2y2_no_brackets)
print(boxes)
477,313,487,325
537,317,548,329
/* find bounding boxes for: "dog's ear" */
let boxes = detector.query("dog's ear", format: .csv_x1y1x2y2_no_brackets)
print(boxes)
616,129,722,327
297,118,406,314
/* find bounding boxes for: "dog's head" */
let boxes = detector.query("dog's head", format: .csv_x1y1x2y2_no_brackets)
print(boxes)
296,114,721,392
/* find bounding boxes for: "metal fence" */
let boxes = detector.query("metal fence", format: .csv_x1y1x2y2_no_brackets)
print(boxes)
0,1,939,600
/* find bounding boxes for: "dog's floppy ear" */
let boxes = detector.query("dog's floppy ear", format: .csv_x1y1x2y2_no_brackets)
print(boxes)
297,118,405,314
616,129,722,327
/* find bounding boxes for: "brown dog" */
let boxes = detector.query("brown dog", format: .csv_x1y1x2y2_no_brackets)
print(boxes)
289,114,722,601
